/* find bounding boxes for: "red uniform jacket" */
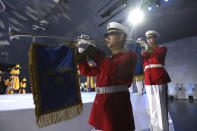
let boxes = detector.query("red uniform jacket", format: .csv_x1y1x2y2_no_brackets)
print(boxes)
142,46,171,85
78,49,137,131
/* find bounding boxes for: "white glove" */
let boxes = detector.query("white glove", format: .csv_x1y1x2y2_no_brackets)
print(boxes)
137,38,148,49
76,34,95,53
78,34,89,40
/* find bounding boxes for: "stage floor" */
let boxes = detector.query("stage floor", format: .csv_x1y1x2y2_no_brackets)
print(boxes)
0,92,174,131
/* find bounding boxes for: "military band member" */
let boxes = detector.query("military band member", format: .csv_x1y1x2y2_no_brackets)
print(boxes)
5,79,11,94
142,30,171,131
10,64,21,94
77,22,137,131
19,78,26,94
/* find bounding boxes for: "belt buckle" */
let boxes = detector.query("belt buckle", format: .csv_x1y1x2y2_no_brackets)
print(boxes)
96,88,100,94
104,88,107,94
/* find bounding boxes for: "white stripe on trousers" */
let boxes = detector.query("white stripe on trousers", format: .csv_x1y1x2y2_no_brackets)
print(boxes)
145,84,169,131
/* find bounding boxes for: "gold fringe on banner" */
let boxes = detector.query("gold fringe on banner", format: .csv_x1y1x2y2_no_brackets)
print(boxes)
133,74,144,82
28,42,83,128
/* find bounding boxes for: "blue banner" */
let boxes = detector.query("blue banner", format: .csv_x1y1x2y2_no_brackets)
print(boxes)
127,44,144,75
29,43,82,128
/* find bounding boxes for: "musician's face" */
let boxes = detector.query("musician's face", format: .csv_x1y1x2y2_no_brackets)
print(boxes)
106,33,123,50
146,36,157,46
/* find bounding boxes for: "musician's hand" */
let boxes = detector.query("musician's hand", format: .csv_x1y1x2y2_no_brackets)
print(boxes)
76,34,95,53
137,38,148,48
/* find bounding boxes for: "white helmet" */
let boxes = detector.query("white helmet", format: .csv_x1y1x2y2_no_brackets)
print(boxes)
145,30,159,38
105,22,129,37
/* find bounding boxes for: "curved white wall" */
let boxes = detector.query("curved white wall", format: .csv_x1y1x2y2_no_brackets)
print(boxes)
163,36,197,99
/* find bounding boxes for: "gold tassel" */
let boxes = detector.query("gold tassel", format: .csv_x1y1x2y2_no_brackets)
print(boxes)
36,103,83,128
133,74,144,82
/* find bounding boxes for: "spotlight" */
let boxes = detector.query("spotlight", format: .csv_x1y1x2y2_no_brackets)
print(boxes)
148,7,152,11
165,0,168,2
123,0,128,7
155,0,161,7
128,9,144,25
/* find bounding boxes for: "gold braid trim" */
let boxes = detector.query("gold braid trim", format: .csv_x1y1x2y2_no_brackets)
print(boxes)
28,42,83,128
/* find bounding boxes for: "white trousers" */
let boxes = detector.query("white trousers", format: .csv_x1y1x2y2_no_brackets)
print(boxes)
145,84,169,131
136,81,144,95
129,80,144,95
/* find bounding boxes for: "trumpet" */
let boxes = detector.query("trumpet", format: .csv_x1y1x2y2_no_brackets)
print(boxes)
9,27,77,41
8,27,139,45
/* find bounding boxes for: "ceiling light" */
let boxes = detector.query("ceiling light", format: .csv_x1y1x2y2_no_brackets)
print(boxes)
128,9,144,25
